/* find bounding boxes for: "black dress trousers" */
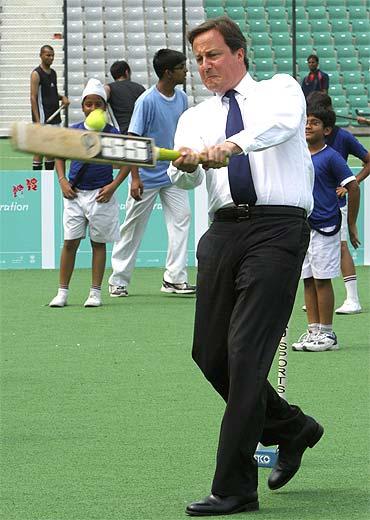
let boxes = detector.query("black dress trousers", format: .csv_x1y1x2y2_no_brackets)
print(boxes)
192,213,310,496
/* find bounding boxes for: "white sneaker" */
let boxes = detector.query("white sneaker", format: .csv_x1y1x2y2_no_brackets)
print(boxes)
292,330,315,351
305,332,339,352
49,292,68,307
161,280,196,294
109,284,128,297
84,292,102,307
335,299,362,314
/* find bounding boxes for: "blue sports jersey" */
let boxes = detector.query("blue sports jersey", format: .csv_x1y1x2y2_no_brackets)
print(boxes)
128,86,188,188
326,126,368,208
68,122,120,189
309,145,355,230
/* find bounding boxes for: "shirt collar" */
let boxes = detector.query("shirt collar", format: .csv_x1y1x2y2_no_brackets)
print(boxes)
217,72,254,103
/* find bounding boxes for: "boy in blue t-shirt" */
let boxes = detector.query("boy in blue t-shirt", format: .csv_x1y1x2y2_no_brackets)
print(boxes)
49,79,132,308
292,107,360,352
108,49,196,297
306,92,370,314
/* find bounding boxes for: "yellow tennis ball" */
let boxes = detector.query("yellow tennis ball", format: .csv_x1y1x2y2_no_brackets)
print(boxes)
85,109,107,131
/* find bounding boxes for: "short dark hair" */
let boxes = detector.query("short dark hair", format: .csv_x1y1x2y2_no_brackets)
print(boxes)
307,107,336,128
307,54,319,63
40,45,53,54
306,92,333,111
110,60,131,80
188,16,249,69
152,48,186,79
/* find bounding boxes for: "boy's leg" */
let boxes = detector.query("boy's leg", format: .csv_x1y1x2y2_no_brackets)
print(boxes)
160,185,191,285
109,189,159,290
49,238,80,307
304,277,319,324
91,240,106,288
315,278,334,325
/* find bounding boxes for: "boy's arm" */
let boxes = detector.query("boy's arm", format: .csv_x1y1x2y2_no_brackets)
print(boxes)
355,152,370,184
95,165,132,203
345,179,360,249
130,166,143,201
55,159,77,199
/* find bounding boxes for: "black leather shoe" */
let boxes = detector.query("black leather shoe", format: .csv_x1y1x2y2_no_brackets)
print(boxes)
268,416,324,490
185,493,259,516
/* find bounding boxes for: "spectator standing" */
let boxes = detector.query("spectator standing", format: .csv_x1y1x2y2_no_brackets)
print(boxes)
301,55,329,99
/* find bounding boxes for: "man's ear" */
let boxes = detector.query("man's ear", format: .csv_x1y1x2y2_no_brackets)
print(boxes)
324,126,333,136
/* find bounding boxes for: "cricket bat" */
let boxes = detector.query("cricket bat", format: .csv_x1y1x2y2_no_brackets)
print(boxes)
11,122,183,167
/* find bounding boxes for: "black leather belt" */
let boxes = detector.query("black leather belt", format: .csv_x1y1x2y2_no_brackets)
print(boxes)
214,205,307,222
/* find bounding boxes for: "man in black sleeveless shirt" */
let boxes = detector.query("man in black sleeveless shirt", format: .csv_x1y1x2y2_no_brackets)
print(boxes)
104,60,145,134
30,45,69,170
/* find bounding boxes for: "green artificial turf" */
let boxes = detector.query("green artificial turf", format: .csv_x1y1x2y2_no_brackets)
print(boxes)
0,266,369,519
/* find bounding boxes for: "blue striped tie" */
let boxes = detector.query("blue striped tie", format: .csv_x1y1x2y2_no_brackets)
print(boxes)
224,90,257,205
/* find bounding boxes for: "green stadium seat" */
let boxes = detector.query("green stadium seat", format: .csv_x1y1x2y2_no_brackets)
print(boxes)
335,108,350,128
243,0,260,6
252,46,274,59
274,58,292,74
296,46,312,59
306,6,328,20
270,33,291,45
357,45,370,59
250,33,271,46
313,33,333,46
355,33,370,46
292,7,307,20
269,20,290,33
345,84,367,96
296,58,309,74
246,7,266,20
205,7,225,18
313,45,336,58
362,70,370,85
254,71,275,81
225,0,246,7
248,19,269,33
265,0,286,7
334,32,354,46
204,0,224,6
305,0,324,6
320,57,339,71
330,19,351,33
254,58,275,72
348,95,369,112
309,20,331,33
359,57,370,70
347,0,368,5
335,45,358,59
347,6,368,20
327,7,348,20
331,95,348,108
339,58,360,71
351,20,370,35
326,0,347,5
327,70,341,84
295,19,311,32
267,7,287,20
225,7,245,20
296,33,313,46
329,84,345,96
234,20,248,33
273,46,293,59
341,71,363,85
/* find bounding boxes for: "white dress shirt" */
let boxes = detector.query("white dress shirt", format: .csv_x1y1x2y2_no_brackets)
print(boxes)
168,73,314,219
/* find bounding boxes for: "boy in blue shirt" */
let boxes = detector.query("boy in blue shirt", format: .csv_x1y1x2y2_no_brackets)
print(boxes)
306,92,370,314
108,49,196,297
293,107,360,352
49,79,132,308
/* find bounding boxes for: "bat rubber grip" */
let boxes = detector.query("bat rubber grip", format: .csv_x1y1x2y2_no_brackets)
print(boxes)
156,148,228,166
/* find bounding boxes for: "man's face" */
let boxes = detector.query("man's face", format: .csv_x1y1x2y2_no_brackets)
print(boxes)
40,49,54,66
308,58,318,73
192,29,246,94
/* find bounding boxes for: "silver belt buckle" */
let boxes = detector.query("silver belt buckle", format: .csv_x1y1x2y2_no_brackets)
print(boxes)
236,204,250,221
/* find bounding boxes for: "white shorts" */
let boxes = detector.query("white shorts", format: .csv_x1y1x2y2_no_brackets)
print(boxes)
340,205,347,242
301,228,341,280
63,188,120,243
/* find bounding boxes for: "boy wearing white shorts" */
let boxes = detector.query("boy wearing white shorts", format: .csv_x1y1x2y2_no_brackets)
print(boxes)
292,107,360,352
49,79,132,308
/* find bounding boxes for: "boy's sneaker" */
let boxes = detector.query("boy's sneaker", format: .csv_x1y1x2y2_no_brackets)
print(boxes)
292,331,315,351
84,292,102,307
304,332,339,352
49,291,68,307
335,299,361,314
109,284,128,297
161,280,196,295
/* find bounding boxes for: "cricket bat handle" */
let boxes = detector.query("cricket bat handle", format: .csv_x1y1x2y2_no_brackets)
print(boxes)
156,147,228,166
